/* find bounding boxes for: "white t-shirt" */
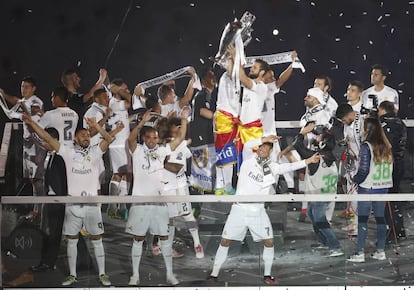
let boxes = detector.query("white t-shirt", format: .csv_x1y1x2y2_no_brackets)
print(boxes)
304,159,338,194
38,107,79,147
351,100,362,112
160,99,181,117
58,143,104,196
262,82,280,136
323,94,338,117
240,80,267,125
216,73,240,117
361,85,399,110
107,97,130,146
162,140,192,190
236,154,306,196
84,102,106,145
131,143,172,196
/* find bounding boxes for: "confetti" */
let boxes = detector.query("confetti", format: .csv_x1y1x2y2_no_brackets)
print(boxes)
255,37,261,42
362,11,368,15
312,59,318,63
13,71,17,75
208,43,212,47
398,82,405,86
363,54,367,61
377,15,383,21
410,1,414,4
369,40,373,45
350,70,356,74
189,3,195,7
384,13,390,17
310,2,316,6
339,12,344,17
398,90,403,94
199,58,204,64
380,1,383,7
329,59,336,63
391,27,395,33
331,64,338,70
77,60,81,67
307,34,311,38
345,25,352,29
398,58,402,64
272,29,279,36
28,9,33,13
335,38,341,41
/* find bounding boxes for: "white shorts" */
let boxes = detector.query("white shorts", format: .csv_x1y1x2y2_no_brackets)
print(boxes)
126,204,169,236
164,186,192,218
109,144,132,174
222,203,273,242
63,205,104,236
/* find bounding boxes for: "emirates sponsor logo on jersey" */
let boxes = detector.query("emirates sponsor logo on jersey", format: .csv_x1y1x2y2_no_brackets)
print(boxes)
72,168,92,174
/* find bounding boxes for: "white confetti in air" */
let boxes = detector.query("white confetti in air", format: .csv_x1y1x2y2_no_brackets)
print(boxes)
384,13,390,17
272,29,279,36
363,54,367,61
391,27,395,33
398,58,402,64
410,1,414,4
350,70,356,74
335,38,341,41
77,61,81,67
199,58,204,64
13,71,17,75
307,34,311,38
255,37,261,42
369,40,373,45
208,43,212,47
136,5,141,8
310,2,315,6
312,59,317,63
362,11,368,15
339,12,343,17
398,90,403,94
28,9,32,13
331,64,338,70
330,59,336,63
280,89,286,94
407,10,410,15
377,15,383,21
380,1,383,7
398,82,405,86
345,25,352,29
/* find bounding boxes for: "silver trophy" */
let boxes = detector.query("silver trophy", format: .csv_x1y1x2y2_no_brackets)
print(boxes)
211,11,256,68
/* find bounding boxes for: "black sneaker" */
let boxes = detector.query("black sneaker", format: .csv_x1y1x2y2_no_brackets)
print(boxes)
31,263,54,272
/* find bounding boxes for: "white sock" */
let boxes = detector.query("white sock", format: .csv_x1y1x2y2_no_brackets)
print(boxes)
263,246,274,276
160,239,173,277
67,238,78,277
211,245,229,277
131,240,143,277
168,225,175,248
182,214,201,246
91,239,105,276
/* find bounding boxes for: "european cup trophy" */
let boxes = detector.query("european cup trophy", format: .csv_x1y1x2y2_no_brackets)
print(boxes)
211,11,256,68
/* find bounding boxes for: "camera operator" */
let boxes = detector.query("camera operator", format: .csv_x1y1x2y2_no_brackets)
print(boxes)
361,64,399,112
378,101,408,242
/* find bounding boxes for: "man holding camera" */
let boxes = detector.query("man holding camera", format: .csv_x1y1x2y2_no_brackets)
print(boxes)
378,101,407,242
361,64,399,112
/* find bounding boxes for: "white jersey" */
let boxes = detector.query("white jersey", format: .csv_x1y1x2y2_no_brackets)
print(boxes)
361,85,399,110
323,94,338,117
262,82,280,136
131,143,172,196
299,104,331,128
304,159,338,194
344,109,364,157
359,142,393,189
107,97,130,146
160,100,181,117
38,107,79,146
9,95,44,140
236,154,307,196
162,140,191,191
58,143,104,196
351,100,362,112
216,73,240,117
84,102,106,145
240,80,267,125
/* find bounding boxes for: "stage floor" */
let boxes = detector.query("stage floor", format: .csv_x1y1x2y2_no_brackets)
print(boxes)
2,199,414,288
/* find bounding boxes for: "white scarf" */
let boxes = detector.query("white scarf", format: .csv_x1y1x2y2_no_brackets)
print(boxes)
245,51,306,72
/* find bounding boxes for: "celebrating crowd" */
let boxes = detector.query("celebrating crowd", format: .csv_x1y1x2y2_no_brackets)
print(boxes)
0,45,408,286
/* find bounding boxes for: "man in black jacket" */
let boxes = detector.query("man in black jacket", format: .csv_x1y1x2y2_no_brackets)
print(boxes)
31,128,67,272
378,101,408,241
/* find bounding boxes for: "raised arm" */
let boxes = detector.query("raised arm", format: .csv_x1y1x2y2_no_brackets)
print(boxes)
84,117,113,152
128,109,152,153
275,50,297,89
178,66,196,109
0,88,20,106
22,113,60,152
111,84,132,109
227,44,254,89
82,68,107,103
169,108,189,151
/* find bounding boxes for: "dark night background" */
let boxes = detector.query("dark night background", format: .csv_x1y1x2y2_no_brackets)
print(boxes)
1,0,414,137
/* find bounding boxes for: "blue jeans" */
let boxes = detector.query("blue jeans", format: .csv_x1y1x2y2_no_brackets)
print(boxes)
307,202,341,250
357,186,388,253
